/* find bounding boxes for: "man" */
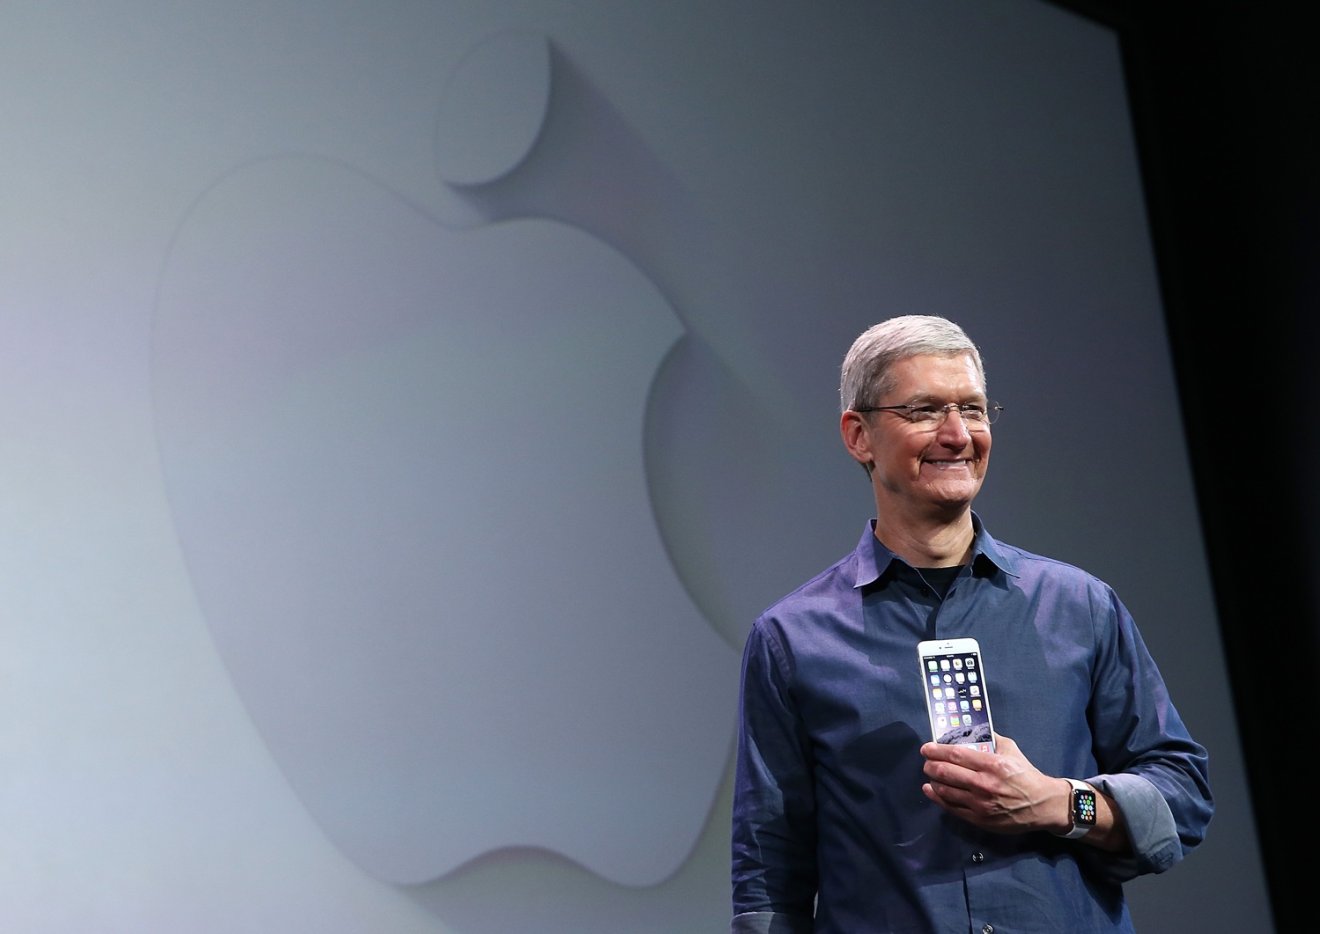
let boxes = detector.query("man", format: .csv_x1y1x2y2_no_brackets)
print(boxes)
730,315,1212,932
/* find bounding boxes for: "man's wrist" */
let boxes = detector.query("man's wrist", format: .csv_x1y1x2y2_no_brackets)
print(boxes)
1053,778,1098,840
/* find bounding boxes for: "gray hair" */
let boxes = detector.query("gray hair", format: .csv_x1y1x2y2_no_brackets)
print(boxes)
839,315,986,412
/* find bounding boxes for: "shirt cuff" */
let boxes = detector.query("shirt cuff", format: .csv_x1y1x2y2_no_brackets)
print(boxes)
732,910,814,934
1087,771,1181,877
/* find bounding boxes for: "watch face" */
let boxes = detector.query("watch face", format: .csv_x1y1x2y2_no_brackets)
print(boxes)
1073,788,1097,826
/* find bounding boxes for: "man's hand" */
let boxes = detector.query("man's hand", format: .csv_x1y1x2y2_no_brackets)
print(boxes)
919,734,1069,835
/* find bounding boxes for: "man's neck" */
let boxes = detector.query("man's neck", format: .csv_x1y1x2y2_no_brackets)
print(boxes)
873,511,975,568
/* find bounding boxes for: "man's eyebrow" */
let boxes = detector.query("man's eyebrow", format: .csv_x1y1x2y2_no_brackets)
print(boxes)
902,392,988,404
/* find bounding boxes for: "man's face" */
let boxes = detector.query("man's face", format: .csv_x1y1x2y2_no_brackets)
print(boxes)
848,352,992,519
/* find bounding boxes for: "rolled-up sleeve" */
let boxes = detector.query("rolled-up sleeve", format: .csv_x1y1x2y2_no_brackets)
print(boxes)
1082,587,1214,881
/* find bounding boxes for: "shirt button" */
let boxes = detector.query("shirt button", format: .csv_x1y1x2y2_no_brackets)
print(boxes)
981,926,994,934
970,851,984,863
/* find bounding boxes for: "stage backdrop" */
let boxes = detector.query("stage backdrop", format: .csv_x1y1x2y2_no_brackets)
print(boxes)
0,1,1270,931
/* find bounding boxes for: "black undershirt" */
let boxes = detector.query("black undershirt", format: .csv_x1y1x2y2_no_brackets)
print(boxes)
915,564,962,599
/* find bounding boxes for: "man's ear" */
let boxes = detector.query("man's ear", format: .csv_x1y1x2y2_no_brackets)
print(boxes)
840,410,874,468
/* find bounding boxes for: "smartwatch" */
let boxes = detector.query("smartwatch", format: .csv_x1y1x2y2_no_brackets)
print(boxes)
1056,778,1097,840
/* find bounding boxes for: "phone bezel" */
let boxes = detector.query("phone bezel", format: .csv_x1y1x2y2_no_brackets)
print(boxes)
916,637,996,752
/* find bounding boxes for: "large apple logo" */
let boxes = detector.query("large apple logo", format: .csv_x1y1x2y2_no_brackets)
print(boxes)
151,30,737,888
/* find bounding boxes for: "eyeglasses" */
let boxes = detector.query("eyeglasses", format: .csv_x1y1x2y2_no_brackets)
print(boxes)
853,402,1003,430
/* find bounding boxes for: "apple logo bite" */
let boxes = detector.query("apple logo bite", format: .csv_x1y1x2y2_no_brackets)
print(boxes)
151,30,737,887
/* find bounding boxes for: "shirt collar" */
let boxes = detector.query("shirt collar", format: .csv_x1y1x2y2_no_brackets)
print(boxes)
851,512,1017,590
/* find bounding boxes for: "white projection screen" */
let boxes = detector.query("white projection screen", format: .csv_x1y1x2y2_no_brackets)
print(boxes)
1,2,1271,932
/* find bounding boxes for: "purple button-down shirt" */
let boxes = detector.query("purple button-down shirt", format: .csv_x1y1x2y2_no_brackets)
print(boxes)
732,517,1212,933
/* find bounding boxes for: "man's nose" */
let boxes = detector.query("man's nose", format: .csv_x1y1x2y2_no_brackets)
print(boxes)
936,407,973,442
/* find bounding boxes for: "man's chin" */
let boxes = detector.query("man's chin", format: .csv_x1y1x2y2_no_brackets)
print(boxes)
924,480,981,511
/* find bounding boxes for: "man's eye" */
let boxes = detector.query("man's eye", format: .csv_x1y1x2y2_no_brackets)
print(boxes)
960,405,987,420
910,406,942,420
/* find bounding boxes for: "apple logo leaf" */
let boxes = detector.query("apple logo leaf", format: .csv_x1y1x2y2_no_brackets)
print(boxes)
433,30,551,186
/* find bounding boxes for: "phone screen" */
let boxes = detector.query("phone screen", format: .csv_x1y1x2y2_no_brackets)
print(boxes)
919,640,995,753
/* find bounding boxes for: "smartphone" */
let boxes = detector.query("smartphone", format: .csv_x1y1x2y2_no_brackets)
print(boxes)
917,637,996,753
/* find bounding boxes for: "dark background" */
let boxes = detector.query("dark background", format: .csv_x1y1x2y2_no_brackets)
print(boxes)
1055,1,1317,927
